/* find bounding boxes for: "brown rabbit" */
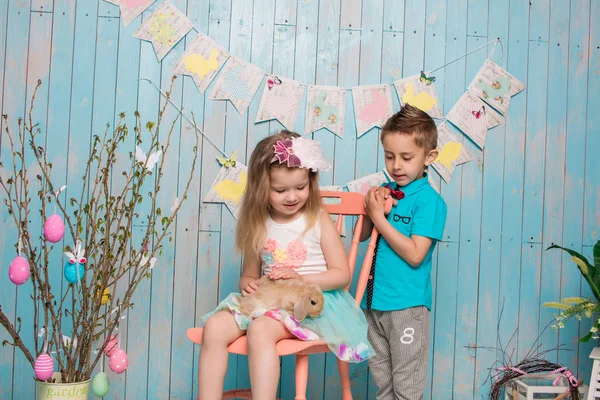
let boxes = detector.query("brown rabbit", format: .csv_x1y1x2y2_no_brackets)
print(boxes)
237,276,325,321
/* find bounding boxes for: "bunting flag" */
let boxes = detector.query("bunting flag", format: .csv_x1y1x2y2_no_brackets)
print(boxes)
446,91,504,149
351,84,394,137
305,86,347,138
394,73,444,119
172,33,230,94
118,0,154,26
209,57,264,115
204,158,247,220
346,170,391,195
132,1,194,61
255,76,304,130
468,59,526,116
431,123,473,183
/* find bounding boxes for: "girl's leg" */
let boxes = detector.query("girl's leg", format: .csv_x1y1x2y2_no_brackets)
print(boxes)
198,311,244,400
246,316,295,400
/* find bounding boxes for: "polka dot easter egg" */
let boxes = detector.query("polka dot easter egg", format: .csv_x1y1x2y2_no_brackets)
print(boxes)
34,353,54,381
9,256,30,285
103,335,118,356
109,348,128,374
43,214,65,243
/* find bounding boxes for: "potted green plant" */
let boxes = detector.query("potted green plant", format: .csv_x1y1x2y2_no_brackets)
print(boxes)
0,78,198,399
543,240,600,342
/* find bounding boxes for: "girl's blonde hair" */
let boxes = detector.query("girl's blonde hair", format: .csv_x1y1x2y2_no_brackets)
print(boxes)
236,130,322,259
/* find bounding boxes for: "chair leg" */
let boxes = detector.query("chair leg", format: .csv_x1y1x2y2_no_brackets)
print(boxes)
337,359,353,400
295,354,309,400
222,388,252,399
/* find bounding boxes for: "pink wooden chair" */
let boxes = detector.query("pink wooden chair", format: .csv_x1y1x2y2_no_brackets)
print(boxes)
187,191,383,400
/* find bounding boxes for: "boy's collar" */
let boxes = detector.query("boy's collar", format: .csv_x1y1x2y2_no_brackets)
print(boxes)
389,174,429,196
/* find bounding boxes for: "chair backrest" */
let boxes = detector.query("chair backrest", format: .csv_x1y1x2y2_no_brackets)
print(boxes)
320,191,378,307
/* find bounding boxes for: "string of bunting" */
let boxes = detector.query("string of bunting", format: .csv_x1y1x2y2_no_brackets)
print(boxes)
111,0,525,219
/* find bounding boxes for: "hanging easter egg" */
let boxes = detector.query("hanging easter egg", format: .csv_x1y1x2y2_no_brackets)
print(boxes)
109,348,128,374
63,261,85,284
91,371,110,397
34,353,54,381
9,256,30,285
43,214,65,243
103,335,118,356
63,244,86,284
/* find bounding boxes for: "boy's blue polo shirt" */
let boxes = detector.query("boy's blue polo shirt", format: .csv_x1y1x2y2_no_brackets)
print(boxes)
361,175,447,311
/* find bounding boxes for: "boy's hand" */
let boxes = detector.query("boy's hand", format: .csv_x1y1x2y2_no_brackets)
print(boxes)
241,279,259,296
365,187,386,218
268,268,302,281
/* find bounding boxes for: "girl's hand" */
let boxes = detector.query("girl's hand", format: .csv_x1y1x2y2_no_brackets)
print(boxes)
268,268,302,281
241,279,259,296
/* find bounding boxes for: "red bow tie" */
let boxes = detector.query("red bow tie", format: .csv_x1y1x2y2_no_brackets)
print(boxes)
384,184,405,200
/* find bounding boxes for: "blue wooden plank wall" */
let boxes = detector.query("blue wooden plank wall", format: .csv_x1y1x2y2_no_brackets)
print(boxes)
0,0,598,398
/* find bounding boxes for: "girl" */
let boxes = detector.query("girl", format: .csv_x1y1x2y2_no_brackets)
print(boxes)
197,131,373,400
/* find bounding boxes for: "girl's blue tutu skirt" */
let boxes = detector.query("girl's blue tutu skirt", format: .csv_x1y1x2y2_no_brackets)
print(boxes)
199,289,374,363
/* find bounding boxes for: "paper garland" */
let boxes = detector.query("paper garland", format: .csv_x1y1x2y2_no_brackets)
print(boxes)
431,123,473,183
119,0,154,26
346,171,391,195
352,85,394,137
394,74,444,119
209,57,264,115
468,59,525,116
132,1,194,61
305,86,347,138
446,92,504,149
172,33,229,94
203,162,248,220
255,76,304,130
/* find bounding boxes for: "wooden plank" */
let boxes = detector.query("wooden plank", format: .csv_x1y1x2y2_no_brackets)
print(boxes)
540,0,569,369
169,1,211,396
583,2,599,247
497,0,529,376
191,232,221,397
0,0,31,396
275,0,296,25
340,0,361,29
402,0,425,77
198,0,230,233
473,0,511,397
31,0,53,13
562,0,594,380
144,0,190,397
422,0,445,396
383,0,404,32
13,10,52,400
518,244,543,361
430,242,460,399
99,0,120,18
0,0,8,123
430,0,467,396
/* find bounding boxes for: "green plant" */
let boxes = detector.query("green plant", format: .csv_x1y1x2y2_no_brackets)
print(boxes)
0,77,199,383
543,240,600,342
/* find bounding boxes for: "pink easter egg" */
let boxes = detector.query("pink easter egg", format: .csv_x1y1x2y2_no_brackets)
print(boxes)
104,335,118,356
8,256,30,285
109,348,128,374
34,353,54,381
43,214,65,243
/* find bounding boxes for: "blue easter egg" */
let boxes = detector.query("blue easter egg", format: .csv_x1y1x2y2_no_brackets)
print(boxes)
64,261,85,284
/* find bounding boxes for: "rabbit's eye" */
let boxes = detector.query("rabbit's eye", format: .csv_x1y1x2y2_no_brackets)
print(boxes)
310,300,317,306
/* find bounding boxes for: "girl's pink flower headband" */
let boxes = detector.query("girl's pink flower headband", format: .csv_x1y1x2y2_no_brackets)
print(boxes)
271,137,331,172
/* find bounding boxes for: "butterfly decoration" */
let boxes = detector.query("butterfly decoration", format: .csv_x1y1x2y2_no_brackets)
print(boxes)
216,150,237,168
471,106,486,119
135,145,162,171
267,76,282,90
419,71,436,85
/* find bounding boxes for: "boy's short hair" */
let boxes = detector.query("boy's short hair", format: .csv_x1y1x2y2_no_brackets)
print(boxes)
381,104,438,152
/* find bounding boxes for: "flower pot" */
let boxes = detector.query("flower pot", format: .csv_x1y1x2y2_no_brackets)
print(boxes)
35,372,90,400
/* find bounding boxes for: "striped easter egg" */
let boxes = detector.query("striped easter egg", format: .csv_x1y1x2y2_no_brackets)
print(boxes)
34,354,54,381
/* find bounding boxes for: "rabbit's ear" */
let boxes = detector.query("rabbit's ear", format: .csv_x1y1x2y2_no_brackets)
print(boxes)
294,294,310,321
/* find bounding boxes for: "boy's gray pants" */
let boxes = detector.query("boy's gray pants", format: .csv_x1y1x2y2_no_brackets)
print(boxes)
364,307,430,400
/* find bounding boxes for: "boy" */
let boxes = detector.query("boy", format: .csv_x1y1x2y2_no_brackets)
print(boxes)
360,104,447,400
